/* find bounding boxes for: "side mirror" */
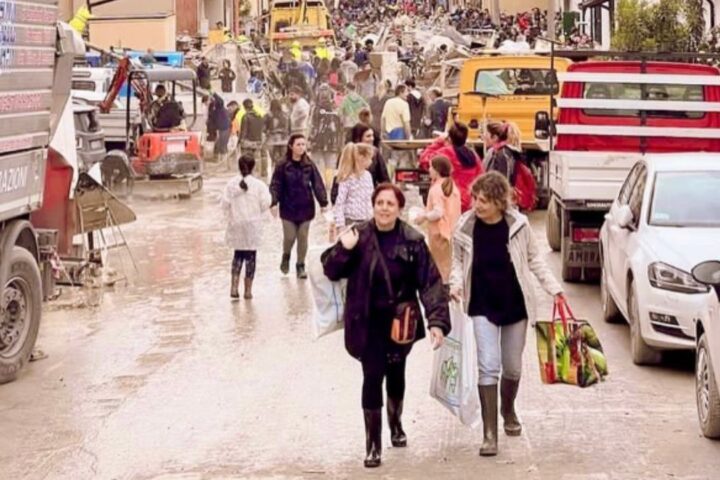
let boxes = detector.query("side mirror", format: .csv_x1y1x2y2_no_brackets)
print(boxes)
535,111,550,139
692,261,720,286
616,205,635,229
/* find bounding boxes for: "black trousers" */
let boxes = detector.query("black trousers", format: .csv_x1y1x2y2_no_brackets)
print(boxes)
232,250,257,279
360,309,409,409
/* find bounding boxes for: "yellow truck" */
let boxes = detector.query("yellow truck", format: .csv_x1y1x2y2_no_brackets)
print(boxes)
389,54,571,208
456,55,572,206
268,0,335,52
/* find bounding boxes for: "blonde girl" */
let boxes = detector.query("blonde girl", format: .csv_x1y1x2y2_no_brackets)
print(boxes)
333,143,375,235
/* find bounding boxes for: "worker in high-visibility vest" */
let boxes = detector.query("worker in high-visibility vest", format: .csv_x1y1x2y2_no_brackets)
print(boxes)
314,38,333,61
289,41,302,61
69,5,92,35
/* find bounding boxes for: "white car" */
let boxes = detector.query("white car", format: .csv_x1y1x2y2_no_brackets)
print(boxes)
690,261,720,439
599,154,720,365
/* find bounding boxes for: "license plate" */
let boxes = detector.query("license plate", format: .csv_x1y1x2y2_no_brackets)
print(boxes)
167,141,184,153
566,247,600,267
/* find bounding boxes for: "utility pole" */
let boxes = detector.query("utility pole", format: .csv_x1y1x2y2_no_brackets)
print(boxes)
548,0,558,40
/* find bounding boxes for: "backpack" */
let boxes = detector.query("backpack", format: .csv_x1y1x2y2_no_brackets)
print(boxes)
512,160,538,212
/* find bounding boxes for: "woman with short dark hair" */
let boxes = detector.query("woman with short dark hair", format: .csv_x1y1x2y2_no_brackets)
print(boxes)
449,171,565,457
322,183,450,469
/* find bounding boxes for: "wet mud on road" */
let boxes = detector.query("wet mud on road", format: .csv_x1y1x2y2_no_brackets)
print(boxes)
1,169,719,479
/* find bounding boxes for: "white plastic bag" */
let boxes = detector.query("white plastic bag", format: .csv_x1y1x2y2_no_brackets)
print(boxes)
307,244,346,339
429,301,481,427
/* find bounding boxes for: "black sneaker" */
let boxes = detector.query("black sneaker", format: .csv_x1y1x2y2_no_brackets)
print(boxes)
296,263,308,279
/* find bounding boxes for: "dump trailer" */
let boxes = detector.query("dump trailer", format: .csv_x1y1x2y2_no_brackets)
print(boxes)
0,1,89,383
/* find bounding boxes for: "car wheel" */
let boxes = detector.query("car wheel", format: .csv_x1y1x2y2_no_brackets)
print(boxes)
546,198,561,252
628,280,662,366
697,333,720,438
601,263,622,324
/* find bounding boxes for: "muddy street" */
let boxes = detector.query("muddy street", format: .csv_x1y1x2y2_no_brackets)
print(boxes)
2,170,719,480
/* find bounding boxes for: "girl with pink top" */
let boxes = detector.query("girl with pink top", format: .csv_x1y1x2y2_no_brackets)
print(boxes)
414,156,462,282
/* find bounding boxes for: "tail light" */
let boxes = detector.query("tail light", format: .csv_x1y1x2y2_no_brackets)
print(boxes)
572,226,600,243
395,170,419,183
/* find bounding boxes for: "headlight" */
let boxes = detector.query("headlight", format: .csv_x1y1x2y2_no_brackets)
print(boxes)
648,262,709,294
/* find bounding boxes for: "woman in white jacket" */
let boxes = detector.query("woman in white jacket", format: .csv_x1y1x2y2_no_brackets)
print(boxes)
221,155,272,300
449,172,565,457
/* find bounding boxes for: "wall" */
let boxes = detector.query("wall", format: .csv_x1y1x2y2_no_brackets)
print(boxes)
177,0,200,35
72,0,174,15
88,16,177,50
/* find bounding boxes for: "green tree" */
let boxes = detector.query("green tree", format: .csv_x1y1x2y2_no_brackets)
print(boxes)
612,0,653,51
614,0,702,52
684,0,706,50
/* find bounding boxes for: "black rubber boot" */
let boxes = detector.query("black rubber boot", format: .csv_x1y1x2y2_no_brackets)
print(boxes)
243,278,253,300
387,398,407,447
500,377,522,436
363,409,382,468
230,273,240,299
296,263,308,279
478,385,498,456
280,254,290,275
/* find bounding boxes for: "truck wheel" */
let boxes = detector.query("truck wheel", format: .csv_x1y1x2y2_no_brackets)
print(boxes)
601,264,622,324
628,281,662,366
697,333,720,438
0,247,42,384
546,198,561,252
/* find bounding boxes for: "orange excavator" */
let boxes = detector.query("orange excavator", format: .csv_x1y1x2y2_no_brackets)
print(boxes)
97,56,203,192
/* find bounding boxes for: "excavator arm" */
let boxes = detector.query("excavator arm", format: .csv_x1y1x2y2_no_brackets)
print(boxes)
97,56,151,114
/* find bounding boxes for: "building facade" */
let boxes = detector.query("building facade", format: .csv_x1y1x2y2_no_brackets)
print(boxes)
572,0,720,49
60,0,248,50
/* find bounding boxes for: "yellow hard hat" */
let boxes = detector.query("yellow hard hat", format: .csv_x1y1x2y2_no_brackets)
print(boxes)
292,40,301,47
318,38,326,44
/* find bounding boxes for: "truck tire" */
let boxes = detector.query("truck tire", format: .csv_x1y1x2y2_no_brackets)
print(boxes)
546,198,561,252
0,247,42,384
697,333,720,438
628,281,662,366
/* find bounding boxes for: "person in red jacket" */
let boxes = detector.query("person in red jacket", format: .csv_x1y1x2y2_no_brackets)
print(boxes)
419,122,483,212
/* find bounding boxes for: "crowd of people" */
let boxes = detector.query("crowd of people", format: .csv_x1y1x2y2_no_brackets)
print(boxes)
212,3,572,470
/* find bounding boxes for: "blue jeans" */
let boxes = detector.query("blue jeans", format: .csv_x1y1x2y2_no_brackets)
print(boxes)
472,316,528,386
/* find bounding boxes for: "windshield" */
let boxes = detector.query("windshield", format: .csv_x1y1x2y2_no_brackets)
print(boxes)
583,83,705,119
474,68,557,95
649,171,720,227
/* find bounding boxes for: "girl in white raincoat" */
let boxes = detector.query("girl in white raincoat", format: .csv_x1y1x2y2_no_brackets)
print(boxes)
221,154,272,300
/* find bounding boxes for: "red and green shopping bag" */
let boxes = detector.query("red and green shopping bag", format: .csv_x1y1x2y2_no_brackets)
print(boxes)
535,302,608,387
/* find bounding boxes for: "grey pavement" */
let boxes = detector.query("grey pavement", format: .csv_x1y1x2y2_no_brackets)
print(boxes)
1,170,719,480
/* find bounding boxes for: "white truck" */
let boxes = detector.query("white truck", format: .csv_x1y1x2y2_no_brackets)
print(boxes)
541,58,720,282
0,1,87,383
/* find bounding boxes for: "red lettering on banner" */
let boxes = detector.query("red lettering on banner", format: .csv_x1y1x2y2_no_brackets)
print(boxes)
0,136,35,154
16,6,56,25
0,93,46,113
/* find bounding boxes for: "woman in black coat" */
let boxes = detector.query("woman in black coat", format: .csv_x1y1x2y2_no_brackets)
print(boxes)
270,134,328,278
322,183,450,469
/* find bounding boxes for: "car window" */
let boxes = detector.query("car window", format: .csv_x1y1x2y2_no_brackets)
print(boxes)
618,163,642,205
628,166,648,224
649,171,720,227
582,82,704,119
